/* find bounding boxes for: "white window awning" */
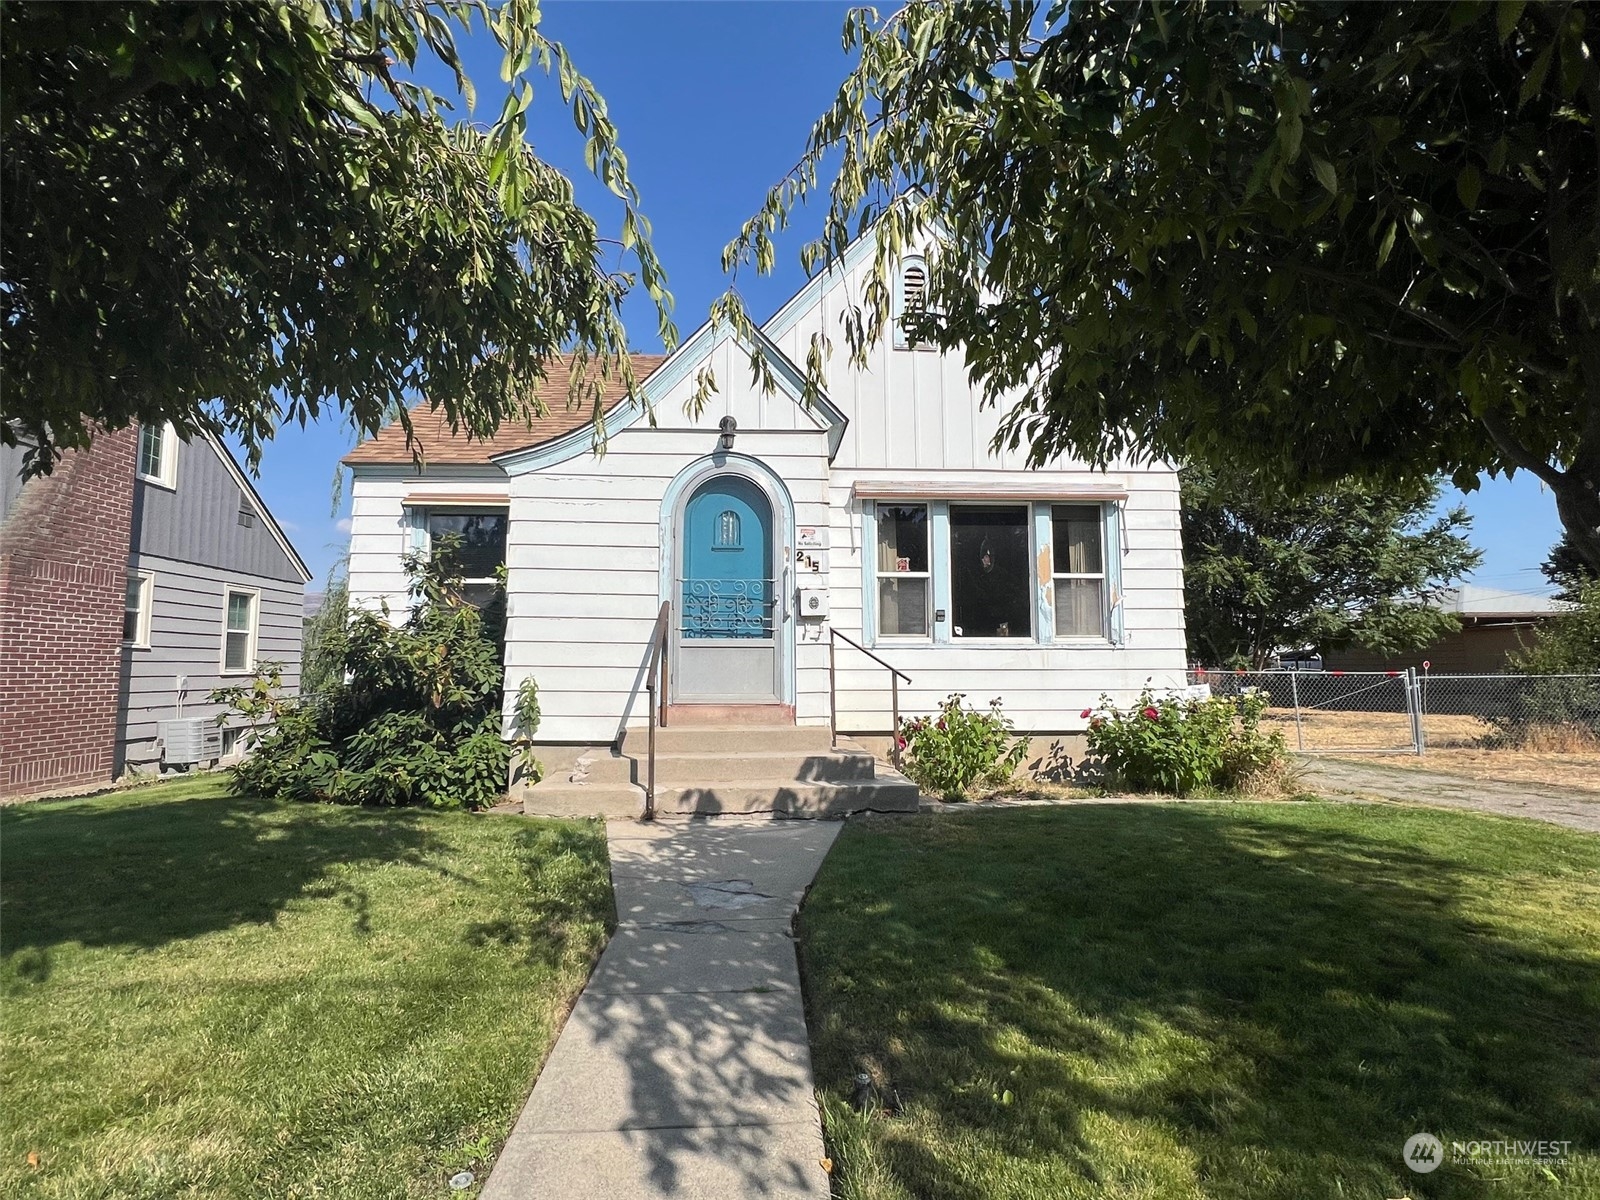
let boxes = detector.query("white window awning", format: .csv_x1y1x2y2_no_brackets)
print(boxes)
401,492,510,508
851,479,1128,502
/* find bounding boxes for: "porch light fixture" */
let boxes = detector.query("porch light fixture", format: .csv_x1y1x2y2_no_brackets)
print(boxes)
718,415,737,451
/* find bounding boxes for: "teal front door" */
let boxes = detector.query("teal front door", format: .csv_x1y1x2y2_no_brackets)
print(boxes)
674,475,781,702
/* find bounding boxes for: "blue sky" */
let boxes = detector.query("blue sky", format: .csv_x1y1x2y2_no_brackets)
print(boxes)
243,0,1564,596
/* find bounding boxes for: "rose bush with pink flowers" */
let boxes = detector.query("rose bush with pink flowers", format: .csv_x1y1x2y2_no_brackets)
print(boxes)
898,693,1028,801
1083,686,1286,794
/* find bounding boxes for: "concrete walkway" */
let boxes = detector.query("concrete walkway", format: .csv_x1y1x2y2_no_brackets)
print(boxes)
1301,756,1600,833
483,817,840,1199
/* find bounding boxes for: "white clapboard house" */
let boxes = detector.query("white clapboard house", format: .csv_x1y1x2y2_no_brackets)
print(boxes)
343,241,1187,815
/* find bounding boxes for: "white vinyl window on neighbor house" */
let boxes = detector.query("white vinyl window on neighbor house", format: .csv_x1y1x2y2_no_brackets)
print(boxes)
866,500,1122,647
136,423,178,488
222,589,258,673
123,572,154,647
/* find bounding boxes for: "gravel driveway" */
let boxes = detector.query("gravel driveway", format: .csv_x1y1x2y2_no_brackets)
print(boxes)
1300,756,1600,834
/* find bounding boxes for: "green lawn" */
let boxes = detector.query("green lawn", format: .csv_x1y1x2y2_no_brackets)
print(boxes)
799,803,1600,1200
0,777,613,1199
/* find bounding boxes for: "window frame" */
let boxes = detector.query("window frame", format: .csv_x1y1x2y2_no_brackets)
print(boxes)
220,587,260,675
1050,503,1110,641
418,506,510,586
947,501,1036,642
864,499,1121,649
872,502,933,640
123,571,155,648
136,423,178,489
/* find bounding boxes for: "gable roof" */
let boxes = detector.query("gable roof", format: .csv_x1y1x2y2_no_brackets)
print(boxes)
204,434,313,583
490,320,848,474
341,354,667,467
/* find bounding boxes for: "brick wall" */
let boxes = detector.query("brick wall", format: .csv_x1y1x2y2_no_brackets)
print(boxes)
0,428,138,798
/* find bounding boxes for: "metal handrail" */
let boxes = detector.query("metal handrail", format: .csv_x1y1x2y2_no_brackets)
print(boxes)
643,600,670,821
828,627,911,769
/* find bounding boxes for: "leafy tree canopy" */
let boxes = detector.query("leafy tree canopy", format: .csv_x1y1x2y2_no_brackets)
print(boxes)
715,0,1600,571
1182,469,1481,669
1516,576,1600,671
1542,529,1600,600
2,0,673,474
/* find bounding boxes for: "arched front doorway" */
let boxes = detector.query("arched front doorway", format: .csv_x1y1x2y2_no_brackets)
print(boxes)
672,473,782,704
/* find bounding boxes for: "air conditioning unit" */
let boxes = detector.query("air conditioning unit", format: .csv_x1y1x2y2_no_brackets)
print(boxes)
160,718,223,766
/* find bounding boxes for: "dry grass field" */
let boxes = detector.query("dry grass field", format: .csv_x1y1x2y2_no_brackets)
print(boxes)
1267,709,1600,795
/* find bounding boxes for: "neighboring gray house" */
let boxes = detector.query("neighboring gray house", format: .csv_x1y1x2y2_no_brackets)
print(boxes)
121,424,312,772
0,422,309,796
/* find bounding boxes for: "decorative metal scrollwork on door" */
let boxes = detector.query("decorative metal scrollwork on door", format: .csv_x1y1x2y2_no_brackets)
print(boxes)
681,578,776,638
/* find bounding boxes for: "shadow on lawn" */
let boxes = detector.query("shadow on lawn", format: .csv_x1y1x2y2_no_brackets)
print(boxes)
0,790,451,972
802,805,1600,1199
465,821,617,970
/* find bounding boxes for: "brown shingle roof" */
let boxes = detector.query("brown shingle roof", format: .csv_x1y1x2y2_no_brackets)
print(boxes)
341,353,667,467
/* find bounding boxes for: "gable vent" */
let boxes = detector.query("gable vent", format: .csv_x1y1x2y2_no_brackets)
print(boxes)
902,262,927,315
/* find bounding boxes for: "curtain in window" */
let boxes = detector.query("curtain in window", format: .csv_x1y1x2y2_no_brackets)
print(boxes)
1052,505,1105,637
1053,506,1102,573
876,505,928,636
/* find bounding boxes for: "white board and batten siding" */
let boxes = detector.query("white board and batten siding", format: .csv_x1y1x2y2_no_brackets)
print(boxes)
766,246,1188,734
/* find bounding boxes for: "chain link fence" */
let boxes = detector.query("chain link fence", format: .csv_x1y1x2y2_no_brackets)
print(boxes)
1416,672,1600,752
1188,668,1600,755
1190,668,1419,753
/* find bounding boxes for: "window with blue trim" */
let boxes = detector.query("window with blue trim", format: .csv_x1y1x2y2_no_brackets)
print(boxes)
1052,504,1107,638
874,504,930,636
423,508,508,609
950,504,1032,638
867,500,1117,645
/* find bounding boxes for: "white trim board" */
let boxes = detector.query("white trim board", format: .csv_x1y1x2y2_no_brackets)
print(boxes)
852,479,1129,501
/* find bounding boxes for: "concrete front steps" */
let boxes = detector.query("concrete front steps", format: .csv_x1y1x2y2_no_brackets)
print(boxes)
518,723,920,819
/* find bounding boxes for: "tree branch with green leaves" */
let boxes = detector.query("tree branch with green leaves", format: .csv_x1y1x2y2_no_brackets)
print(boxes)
715,0,1600,571
2,0,675,474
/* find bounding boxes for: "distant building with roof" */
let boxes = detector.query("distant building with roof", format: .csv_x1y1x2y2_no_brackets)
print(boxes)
1323,584,1567,674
